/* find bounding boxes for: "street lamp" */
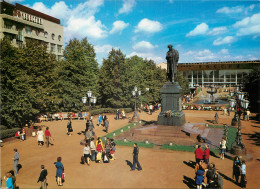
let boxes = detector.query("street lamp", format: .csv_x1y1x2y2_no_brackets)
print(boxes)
131,86,141,122
82,90,97,120
229,89,250,156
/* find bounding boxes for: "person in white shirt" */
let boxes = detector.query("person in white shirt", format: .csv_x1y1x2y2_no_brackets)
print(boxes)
220,137,226,160
83,143,91,165
37,127,44,146
90,138,96,162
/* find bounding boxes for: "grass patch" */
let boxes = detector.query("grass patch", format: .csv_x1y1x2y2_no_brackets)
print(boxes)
207,125,225,128
115,140,154,148
161,144,195,152
227,126,237,149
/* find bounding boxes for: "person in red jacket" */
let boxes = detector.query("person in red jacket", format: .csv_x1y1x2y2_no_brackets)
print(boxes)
203,144,210,164
195,145,204,163
45,127,51,147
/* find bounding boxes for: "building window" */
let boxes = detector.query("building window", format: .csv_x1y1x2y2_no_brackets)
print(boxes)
58,35,61,41
58,55,63,60
35,30,40,36
17,30,23,42
57,45,62,53
25,26,32,34
4,20,13,29
51,33,55,40
44,31,48,38
51,43,56,52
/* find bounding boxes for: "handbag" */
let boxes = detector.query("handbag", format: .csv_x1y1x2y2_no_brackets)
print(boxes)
62,171,65,180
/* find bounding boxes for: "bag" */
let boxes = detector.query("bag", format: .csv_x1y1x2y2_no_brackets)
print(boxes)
80,156,85,164
96,152,102,161
103,155,109,163
62,171,65,180
91,151,96,161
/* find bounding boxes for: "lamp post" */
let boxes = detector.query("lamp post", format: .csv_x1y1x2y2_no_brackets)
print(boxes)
229,89,249,156
82,90,97,120
131,86,141,122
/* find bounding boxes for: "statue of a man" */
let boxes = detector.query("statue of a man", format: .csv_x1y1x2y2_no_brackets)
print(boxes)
166,44,179,83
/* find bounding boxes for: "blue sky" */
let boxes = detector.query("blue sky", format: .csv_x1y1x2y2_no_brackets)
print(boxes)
7,0,260,64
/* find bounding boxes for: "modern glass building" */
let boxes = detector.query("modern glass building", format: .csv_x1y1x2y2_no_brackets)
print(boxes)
157,60,260,87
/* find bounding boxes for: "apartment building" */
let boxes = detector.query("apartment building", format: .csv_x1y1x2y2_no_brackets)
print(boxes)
0,1,64,60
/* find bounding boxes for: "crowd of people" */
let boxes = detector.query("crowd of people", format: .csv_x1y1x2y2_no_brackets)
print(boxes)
194,144,247,188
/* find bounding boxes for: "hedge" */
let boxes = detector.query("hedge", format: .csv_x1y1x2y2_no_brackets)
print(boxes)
90,108,132,116
0,125,8,130
0,128,20,139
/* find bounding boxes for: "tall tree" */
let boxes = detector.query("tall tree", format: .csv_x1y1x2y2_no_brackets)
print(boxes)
1,39,59,128
58,38,99,112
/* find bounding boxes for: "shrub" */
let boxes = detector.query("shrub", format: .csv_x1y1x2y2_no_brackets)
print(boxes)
0,125,8,130
90,108,132,116
0,128,20,139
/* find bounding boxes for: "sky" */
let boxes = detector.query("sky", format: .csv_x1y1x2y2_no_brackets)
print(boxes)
6,0,260,64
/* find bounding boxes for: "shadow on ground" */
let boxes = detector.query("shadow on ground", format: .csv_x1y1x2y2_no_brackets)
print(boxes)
183,175,196,188
244,132,260,146
126,160,133,168
140,120,156,126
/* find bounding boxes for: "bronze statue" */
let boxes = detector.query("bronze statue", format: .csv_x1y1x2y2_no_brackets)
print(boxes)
166,44,179,82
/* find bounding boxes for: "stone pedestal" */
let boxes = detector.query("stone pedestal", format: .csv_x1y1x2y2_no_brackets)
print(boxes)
158,82,186,126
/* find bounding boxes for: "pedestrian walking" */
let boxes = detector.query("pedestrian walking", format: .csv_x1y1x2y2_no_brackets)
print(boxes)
232,156,241,184
55,157,64,186
45,127,51,147
195,145,204,163
37,127,44,146
104,118,109,133
116,109,120,120
203,144,210,164
98,114,103,127
240,160,247,188
37,165,48,189
220,137,226,160
102,114,107,125
67,120,73,136
206,163,216,188
90,138,96,162
83,143,91,166
131,143,142,171
85,129,93,144
13,148,19,175
215,112,219,124
8,170,16,189
227,107,231,116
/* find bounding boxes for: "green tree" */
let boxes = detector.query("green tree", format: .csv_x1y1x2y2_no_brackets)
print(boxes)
1,39,59,128
176,72,190,94
58,38,99,112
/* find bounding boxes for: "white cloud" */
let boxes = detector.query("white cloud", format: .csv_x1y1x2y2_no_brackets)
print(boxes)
30,0,107,41
128,52,164,63
65,16,107,40
132,41,157,51
219,49,229,55
183,49,216,62
4,0,24,3
233,13,260,36
208,26,228,36
216,6,243,14
135,18,163,34
94,44,119,53
169,0,173,3
31,1,70,21
110,20,129,34
213,36,236,46
186,23,209,37
118,0,136,14
216,4,255,14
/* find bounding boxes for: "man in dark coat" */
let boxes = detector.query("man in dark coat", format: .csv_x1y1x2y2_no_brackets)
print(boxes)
131,143,142,171
37,165,48,189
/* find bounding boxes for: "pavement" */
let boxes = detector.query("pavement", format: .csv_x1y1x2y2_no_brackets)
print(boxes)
1,110,260,188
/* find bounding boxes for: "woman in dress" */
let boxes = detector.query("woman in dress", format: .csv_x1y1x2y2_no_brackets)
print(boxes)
195,160,204,189
55,157,64,186
37,127,44,146
96,140,103,163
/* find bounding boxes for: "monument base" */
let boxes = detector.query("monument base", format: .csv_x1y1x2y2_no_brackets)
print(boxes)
158,112,186,126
